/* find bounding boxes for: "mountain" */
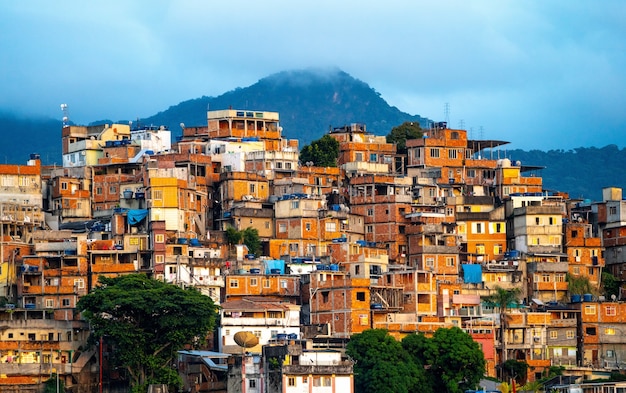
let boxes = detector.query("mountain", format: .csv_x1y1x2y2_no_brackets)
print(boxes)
140,68,430,145
0,68,624,201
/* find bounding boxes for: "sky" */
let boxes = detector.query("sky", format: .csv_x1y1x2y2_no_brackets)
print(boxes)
1,1,625,151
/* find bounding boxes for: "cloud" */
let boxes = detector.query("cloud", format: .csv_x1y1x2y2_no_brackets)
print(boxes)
0,0,624,150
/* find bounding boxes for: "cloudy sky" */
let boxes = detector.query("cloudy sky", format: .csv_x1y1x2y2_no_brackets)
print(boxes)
1,1,625,150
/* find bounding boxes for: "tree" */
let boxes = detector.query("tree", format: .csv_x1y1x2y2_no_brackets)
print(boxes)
405,328,485,393
386,121,422,154
298,134,339,167
502,359,528,385
484,286,521,375
346,329,424,393
601,270,620,299
77,274,218,393
242,227,262,256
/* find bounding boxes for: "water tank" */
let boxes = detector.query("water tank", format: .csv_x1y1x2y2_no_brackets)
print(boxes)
270,268,281,275
250,268,261,274
329,264,339,271
583,293,593,302
571,294,581,303
276,333,288,341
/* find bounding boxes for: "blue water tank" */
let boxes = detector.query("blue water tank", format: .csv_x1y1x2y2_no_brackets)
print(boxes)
250,268,261,274
583,293,593,302
277,334,288,341
288,333,298,340
270,268,281,274
571,294,582,303
329,264,339,271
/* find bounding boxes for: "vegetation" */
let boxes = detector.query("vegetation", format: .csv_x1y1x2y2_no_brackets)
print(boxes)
43,373,64,393
501,359,528,385
77,274,218,393
347,328,486,393
601,270,620,299
225,226,262,257
298,134,340,167
567,273,594,295
386,121,422,154
484,286,522,373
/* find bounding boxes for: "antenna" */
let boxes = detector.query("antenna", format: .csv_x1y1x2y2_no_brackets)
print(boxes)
444,102,450,125
60,104,69,126
458,119,465,129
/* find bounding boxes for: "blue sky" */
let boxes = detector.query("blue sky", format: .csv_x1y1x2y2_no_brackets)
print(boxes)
1,1,625,150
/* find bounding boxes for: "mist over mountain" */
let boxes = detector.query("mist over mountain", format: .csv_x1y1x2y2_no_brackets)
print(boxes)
0,68,624,201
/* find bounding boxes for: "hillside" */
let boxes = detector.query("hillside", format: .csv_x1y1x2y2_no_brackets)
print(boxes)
0,68,623,201
140,68,430,144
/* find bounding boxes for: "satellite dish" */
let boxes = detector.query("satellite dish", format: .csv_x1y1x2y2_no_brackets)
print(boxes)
234,331,259,348
612,294,617,301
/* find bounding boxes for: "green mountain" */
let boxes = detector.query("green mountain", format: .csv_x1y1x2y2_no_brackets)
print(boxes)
140,68,430,144
0,68,624,201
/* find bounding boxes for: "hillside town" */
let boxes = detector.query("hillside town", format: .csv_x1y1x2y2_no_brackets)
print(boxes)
0,107,625,393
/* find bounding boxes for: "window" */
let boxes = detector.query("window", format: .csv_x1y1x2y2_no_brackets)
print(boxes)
74,279,84,289
249,184,256,193
250,278,258,286
430,148,440,158
355,153,363,162
62,298,70,307
155,255,164,263
467,169,476,178
289,243,299,252
249,379,257,388
356,292,365,301
446,257,455,266
229,279,239,288
278,223,286,233
155,234,165,243
305,222,311,231
584,305,596,315
606,306,617,316
291,200,299,209
109,186,117,194
610,206,617,215
45,299,54,308
495,223,502,233
585,326,596,335
605,327,616,335
566,330,575,339
61,182,68,190
550,331,558,339
475,223,483,234
321,292,329,303
367,208,374,216
448,149,457,159
96,187,102,195
325,222,336,232
425,258,434,268
322,377,331,386
263,279,270,288
366,225,373,233
607,350,615,358
288,377,296,387
370,153,377,162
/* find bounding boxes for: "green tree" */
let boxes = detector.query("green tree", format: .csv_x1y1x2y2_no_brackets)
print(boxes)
601,270,620,299
43,373,64,393
502,359,528,385
77,274,218,393
424,327,486,393
225,226,242,258
242,227,262,257
484,286,521,374
299,134,339,167
386,121,422,154
346,329,424,393
567,273,594,295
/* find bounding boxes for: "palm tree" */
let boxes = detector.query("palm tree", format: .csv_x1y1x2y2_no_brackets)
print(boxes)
484,286,522,378
521,380,543,393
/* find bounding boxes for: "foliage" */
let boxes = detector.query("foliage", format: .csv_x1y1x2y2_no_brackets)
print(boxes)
502,359,528,385
346,329,424,393
601,270,620,299
43,373,64,393
484,286,522,373
498,381,512,393
567,273,594,295
348,328,486,393
241,227,262,257
521,380,543,393
299,134,340,167
416,327,486,393
225,226,242,246
77,274,218,393
225,226,261,257
386,121,423,154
